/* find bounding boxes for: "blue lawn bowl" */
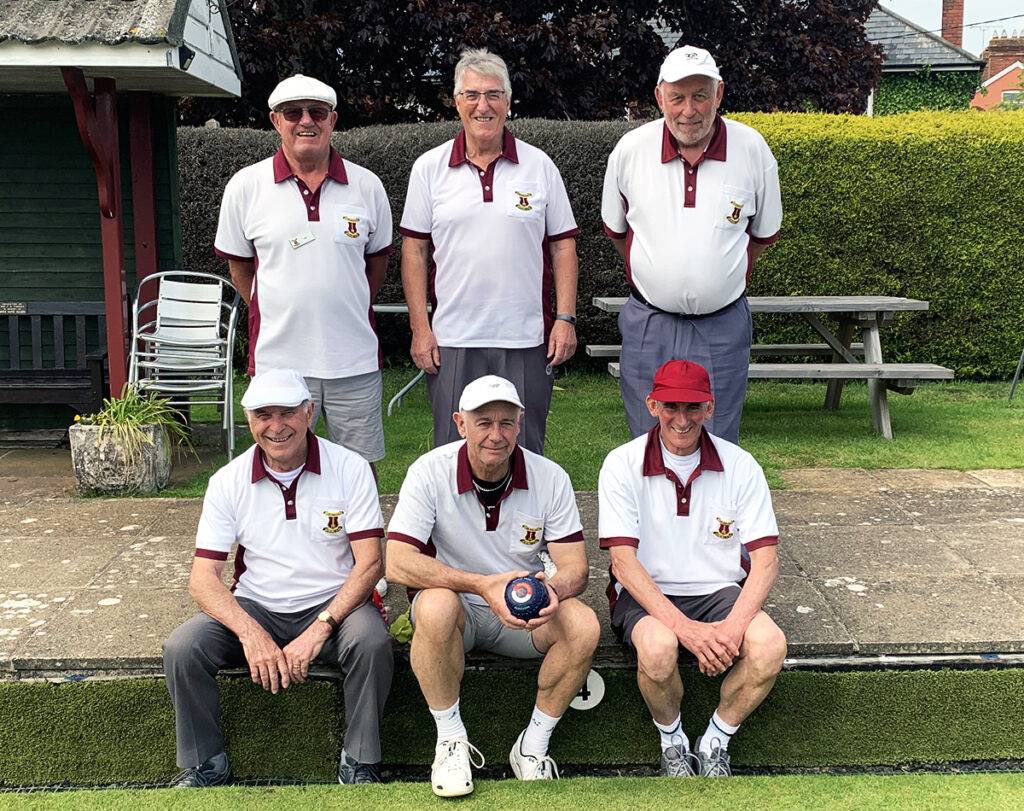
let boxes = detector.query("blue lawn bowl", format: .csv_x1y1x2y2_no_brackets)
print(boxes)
504,575,550,621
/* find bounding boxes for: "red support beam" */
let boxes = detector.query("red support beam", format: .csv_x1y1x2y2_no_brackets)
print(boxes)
61,68,129,395
129,94,160,312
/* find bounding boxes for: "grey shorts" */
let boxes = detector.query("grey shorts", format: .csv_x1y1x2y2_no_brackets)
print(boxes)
410,591,543,659
612,585,741,662
305,371,385,462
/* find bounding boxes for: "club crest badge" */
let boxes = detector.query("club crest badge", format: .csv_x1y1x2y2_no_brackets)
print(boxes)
713,517,734,539
323,510,345,534
520,523,543,546
343,216,360,238
514,191,534,211
726,200,744,224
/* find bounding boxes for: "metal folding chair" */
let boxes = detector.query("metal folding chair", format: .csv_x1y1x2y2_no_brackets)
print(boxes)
128,271,240,458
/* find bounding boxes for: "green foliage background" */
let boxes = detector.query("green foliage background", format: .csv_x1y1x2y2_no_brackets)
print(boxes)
178,110,1024,379
874,69,981,115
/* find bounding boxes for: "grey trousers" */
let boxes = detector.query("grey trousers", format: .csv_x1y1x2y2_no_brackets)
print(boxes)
618,294,752,444
426,344,553,454
163,598,393,768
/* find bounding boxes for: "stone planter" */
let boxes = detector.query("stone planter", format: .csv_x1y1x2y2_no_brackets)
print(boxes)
69,423,172,495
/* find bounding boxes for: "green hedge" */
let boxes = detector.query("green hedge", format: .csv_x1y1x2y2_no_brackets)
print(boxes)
178,110,1024,379
874,69,981,115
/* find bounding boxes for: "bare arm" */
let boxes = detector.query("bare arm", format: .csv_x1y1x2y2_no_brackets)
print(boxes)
609,545,738,675
546,237,579,366
228,259,256,306
400,236,439,374
749,241,771,265
189,556,290,692
717,545,779,646
545,539,588,601
365,253,388,304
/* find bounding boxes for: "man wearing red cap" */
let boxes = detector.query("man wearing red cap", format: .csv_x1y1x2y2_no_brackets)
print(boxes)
598,359,786,778
601,45,782,444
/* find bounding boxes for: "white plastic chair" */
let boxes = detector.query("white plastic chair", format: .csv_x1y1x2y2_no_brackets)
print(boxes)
128,271,240,458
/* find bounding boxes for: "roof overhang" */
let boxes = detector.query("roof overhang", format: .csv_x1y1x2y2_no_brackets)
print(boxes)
982,61,1024,87
0,40,240,97
881,63,983,74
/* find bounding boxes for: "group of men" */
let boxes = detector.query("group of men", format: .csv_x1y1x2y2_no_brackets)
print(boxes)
164,43,786,796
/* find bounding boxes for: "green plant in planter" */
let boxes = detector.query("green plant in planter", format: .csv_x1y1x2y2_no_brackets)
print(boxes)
76,385,197,460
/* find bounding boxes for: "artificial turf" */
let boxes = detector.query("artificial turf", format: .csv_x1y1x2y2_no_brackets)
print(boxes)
2,667,1023,787
4,774,1024,810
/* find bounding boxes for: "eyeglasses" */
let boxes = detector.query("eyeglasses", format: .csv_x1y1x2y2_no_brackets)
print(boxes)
457,90,507,104
276,105,332,122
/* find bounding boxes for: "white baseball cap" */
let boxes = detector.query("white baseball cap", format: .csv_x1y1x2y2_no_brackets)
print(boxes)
459,375,525,412
267,74,337,110
658,45,722,84
241,368,311,410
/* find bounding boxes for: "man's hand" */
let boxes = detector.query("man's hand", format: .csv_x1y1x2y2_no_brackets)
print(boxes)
546,320,577,367
522,571,560,632
712,616,747,660
240,626,291,694
477,570,531,630
411,328,440,374
676,620,740,677
282,622,331,683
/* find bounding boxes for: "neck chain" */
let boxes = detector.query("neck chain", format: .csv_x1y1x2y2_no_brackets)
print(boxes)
473,467,512,493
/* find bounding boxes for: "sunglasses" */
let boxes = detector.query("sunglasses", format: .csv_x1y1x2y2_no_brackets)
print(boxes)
276,105,332,123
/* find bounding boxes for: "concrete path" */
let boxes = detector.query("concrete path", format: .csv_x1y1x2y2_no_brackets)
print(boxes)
2,449,1024,677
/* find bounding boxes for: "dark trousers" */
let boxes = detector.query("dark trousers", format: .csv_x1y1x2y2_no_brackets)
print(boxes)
163,597,393,767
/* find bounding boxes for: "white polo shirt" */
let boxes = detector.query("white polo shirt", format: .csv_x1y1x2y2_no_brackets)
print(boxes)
195,434,384,612
215,148,393,378
387,441,584,605
598,427,778,598
399,128,579,348
601,116,782,315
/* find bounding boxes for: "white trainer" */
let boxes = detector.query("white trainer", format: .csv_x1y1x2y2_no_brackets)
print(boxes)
509,730,560,781
431,739,485,798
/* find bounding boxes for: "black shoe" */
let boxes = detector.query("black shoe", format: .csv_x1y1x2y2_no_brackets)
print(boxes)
171,752,232,788
338,748,384,784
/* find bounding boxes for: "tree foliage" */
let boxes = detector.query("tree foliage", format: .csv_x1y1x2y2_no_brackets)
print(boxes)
182,1,882,127
874,68,981,116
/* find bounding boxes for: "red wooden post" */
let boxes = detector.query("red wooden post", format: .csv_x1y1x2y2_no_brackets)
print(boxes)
129,93,160,310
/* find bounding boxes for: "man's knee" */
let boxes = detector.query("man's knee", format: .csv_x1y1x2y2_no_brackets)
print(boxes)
548,599,600,656
633,619,679,684
411,589,464,639
742,615,787,678
163,620,205,671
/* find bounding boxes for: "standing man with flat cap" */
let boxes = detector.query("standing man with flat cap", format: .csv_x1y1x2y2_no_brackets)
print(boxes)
598,360,786,778
215,74,394,466
602,46,783,444
400,48,580,454
163,368,394,787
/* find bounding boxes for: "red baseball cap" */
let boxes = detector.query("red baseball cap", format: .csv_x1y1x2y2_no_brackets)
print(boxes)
648,360,714,403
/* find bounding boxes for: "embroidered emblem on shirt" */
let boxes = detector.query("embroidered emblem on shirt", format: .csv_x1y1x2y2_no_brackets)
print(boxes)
323,510,345,534
514,191,534,211
520,524,543,545
343,216,360,238
726,201,743,224
713,517,734,539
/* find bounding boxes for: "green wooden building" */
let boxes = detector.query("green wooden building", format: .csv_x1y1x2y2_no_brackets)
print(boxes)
0,0,240,438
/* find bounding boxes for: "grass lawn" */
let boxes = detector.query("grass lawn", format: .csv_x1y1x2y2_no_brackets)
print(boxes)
5,774,1024,810
172,368,1023,496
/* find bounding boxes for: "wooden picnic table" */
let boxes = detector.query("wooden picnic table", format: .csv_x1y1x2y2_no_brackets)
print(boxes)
591,295,953,439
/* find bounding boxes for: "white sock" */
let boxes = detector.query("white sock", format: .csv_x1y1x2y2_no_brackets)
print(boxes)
430,700,467,744
700,710,739,754
653,715,689,752
520,705,561,757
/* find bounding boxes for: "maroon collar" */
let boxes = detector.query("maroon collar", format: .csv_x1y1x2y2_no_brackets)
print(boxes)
641,426,724,477
660,115,728,164
251,431,322,483
456,442,529,494
448,127,519,168
272,147,349,184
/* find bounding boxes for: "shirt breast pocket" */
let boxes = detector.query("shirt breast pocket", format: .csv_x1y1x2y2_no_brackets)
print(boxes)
331,205,372,248
509,510,545,555
705,505,739,546
307,498,349,542
714,185,756,231
504,182,545,221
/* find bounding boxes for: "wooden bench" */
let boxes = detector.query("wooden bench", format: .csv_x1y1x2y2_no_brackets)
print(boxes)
587,343,866,359
0,302,109,416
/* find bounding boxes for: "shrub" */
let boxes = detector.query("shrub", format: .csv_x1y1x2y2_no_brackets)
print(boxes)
178,110,1024,379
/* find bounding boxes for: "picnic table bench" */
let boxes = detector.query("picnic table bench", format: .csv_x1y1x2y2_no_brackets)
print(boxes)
590,295,954,439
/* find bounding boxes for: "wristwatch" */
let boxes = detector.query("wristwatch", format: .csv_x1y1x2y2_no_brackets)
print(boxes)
554,313,577,326
317,610,339,632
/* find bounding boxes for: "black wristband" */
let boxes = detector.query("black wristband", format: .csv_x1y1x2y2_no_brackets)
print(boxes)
554,313,577,326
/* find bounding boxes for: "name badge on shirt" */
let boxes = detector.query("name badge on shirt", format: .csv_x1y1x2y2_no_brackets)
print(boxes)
289,231,316,249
